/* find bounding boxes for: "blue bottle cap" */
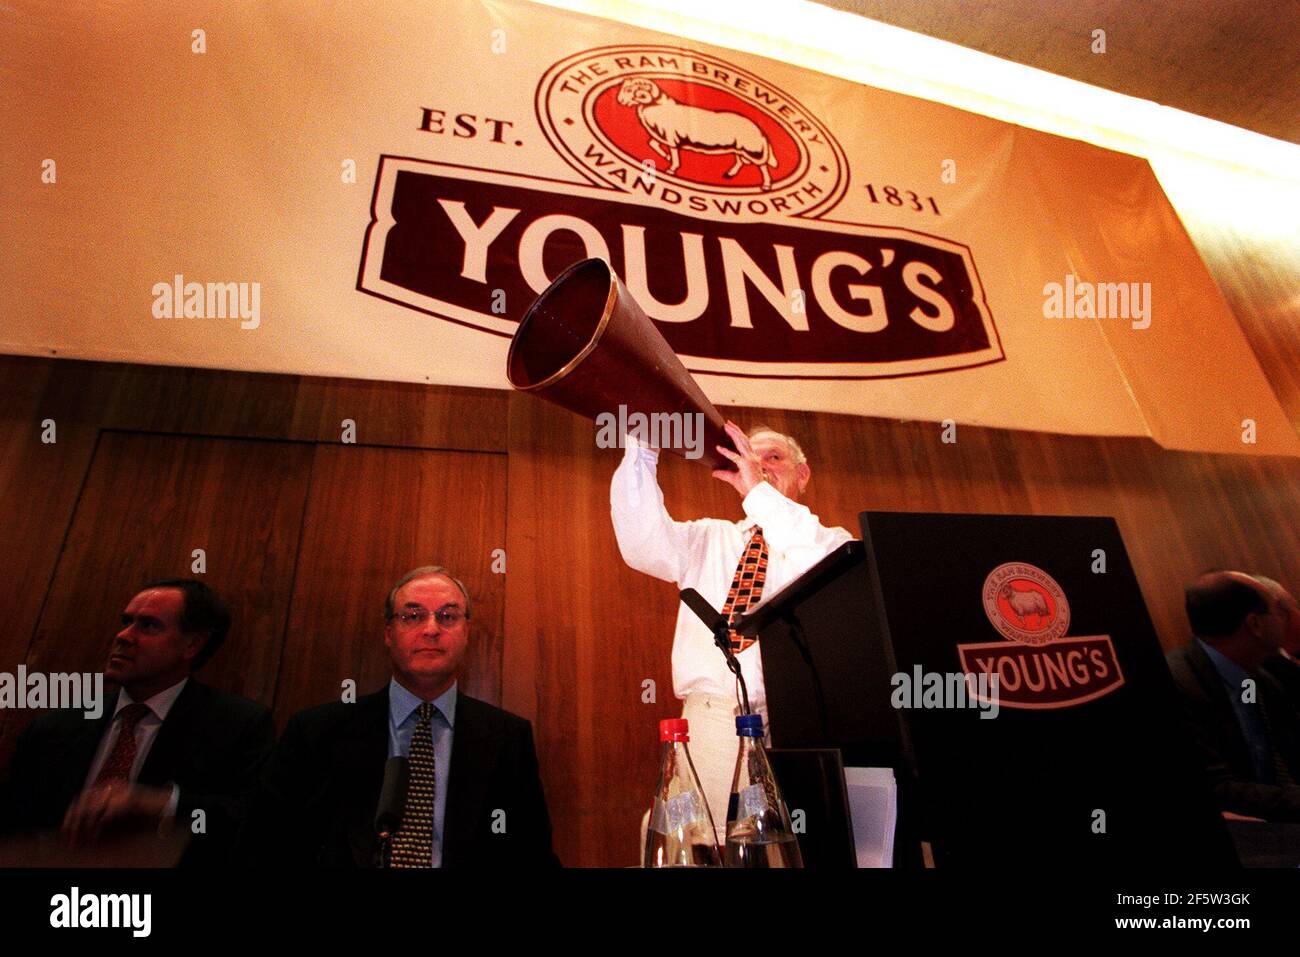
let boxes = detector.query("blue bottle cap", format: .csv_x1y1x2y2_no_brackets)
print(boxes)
735,714,765,736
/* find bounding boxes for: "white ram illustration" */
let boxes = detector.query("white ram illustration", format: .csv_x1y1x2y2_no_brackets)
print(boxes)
999,584,1050,626
615,78,778,191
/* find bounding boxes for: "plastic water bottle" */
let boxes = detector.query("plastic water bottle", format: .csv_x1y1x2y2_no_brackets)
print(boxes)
644,718,722,867
724,714,804,868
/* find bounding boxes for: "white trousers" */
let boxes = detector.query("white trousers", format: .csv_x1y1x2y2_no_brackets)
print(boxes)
640,693,769,856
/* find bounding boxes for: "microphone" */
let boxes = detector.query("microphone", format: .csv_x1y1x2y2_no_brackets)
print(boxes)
374,756,409,861
680,587,727,634
679,588,751,716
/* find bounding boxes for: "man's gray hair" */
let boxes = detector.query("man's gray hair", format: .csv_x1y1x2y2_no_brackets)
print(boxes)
384,565,472,620
746,425,807,466
1253,575,1289,602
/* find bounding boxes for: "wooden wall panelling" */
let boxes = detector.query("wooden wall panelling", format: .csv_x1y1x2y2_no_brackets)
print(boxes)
288,376,507,452
95,362,303,440
271,444,507,729
6,431,314,760
0,360,119,757
0,359,89,671
504,393,686,867
83,357,509,452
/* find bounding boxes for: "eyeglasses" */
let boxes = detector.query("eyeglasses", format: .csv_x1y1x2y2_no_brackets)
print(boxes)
389,606,468,629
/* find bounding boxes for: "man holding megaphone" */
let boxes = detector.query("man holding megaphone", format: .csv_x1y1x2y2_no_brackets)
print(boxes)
505,257,855,852
610,418,854,849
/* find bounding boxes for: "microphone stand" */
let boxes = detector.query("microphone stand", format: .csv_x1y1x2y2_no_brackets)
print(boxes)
374,755,409,868
375,829,394,869
679,588,751,716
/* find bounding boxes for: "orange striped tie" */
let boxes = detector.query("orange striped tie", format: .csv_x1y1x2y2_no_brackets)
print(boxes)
388,702,437,868
723,527,768,653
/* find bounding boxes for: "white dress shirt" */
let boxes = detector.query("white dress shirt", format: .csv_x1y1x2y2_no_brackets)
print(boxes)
84,677,188,816
610,435,854,708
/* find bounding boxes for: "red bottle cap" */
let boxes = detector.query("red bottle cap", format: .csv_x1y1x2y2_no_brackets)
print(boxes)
659,718,689,742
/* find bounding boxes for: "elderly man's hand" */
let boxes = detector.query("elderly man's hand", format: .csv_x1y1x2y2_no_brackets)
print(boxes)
62,783,173,847
712,421,767,499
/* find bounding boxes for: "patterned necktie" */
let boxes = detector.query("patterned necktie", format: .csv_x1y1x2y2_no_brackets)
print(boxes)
92,702,151,787
722,527,768,654
389,702,437,868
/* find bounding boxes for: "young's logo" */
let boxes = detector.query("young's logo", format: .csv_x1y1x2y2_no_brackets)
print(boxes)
958,562,1125,709
614,77,780,191
982,562,1070,645
536,45,848,218
358,46,1003,380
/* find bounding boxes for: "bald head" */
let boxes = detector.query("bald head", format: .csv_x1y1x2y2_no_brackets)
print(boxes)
1186,571,1268,637
1253,576,1287,602
1185,570,1285,668
1253,575,1300,656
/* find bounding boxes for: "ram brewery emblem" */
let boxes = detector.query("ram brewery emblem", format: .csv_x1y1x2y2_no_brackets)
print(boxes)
982,563,1071,645
615,77,778,191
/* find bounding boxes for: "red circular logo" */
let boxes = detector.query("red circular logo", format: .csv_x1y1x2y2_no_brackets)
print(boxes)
591,77,801,192
982,563,1070,646
537,45,848,219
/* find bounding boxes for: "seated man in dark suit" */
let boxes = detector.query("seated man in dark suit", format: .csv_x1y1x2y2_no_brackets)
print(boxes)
1255,576,1300,710
0,579,274,865
1166,571,1300,822
244,565,558,867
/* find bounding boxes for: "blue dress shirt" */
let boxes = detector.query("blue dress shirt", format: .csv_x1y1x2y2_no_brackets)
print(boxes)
1198,639,1275,785
387,679,457,866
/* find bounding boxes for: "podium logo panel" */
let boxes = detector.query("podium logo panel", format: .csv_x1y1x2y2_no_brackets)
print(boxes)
957,636,1125,709
961,562,1125,709
982,562,1070,645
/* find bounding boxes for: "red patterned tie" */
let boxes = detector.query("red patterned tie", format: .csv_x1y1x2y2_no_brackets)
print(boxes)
92,702,151,787
722,527,768,653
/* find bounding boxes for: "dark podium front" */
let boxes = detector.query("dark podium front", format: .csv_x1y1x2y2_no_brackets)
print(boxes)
738,511,1236,868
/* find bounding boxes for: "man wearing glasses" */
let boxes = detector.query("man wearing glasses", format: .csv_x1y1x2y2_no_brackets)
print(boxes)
244,566,559,867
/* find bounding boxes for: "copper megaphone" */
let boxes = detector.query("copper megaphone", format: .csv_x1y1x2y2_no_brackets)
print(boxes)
507,258,736,470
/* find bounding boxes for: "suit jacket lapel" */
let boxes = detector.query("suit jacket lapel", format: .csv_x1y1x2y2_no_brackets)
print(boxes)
442,696,501,868
137,680,202,788
341,690,390,867
55,692,118,805
1185,640,1255,772
1185,640,1224,700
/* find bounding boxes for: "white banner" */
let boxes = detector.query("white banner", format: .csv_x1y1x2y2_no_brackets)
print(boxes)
2,0,1294,456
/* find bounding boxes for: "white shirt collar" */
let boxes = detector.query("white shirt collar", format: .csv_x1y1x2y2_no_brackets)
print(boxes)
116,676,189,721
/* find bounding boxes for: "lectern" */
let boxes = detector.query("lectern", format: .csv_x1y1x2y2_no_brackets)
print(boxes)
738,511,1237,868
